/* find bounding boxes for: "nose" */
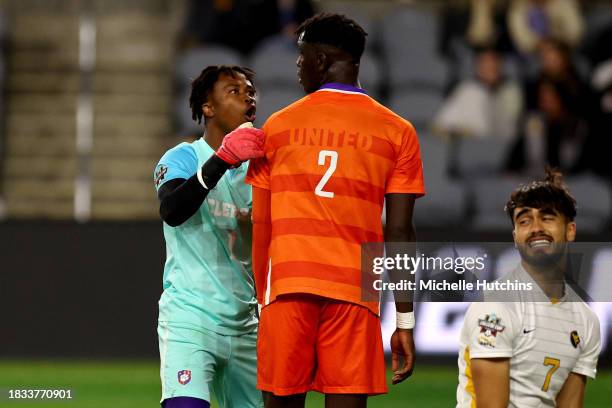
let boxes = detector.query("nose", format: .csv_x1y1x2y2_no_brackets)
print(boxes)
530,217,545,234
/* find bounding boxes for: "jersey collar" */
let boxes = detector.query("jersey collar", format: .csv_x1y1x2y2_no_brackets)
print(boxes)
318,82,367,95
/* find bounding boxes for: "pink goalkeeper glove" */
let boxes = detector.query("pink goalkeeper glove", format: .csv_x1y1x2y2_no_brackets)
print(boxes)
215,123,265,166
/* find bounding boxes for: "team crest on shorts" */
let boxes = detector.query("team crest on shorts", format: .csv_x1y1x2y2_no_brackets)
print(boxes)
477,314,506,348
177,369,192,385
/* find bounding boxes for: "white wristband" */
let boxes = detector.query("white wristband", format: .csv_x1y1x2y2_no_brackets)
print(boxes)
396,311,415,329
196,166,209,190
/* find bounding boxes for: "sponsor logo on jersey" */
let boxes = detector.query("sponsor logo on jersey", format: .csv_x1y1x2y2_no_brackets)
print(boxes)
178,369,192,385
523,328,536,334
570,330,581,348
477,314,506,347
155,164,168,186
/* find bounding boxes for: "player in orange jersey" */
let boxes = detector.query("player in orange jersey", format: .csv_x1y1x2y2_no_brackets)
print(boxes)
246,13,425,408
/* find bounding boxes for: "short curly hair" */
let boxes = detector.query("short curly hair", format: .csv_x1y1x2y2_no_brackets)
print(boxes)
296,12,367,61
505,168,577,225
189,65,255,124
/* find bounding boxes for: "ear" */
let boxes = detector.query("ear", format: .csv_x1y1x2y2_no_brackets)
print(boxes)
566,221,576,242
202,102,214,120
316,51,329,73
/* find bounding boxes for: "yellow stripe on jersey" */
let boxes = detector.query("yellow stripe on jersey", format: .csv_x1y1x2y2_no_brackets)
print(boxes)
464,347,477,408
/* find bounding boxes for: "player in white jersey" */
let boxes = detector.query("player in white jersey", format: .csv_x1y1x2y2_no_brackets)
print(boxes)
457,169,601,407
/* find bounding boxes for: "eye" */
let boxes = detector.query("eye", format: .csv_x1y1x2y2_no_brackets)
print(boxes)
229,88,239,94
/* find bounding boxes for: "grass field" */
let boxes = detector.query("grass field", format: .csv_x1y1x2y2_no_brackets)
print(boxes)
0,361,610,407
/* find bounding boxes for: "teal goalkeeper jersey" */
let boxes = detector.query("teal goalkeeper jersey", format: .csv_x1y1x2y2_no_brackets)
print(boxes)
153,138,257,336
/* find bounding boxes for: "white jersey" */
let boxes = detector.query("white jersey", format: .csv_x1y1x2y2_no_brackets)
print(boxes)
456,265,601,407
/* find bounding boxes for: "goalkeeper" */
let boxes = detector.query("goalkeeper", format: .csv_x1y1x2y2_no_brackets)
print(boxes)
153,65,264,408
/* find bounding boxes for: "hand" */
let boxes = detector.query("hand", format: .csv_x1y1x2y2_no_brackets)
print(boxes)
236,208,252,223
215,123,265,166
390,328,415,384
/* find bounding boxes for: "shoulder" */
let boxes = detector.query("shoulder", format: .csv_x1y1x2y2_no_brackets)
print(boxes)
264,94,313,127
376,99,419,138
357,97,418,141
465,301,518,317
463,301,520,333
159,142,197,164
154,141,199,188
577,302,600,331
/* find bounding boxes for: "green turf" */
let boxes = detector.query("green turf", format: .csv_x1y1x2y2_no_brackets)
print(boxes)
0,361,609,407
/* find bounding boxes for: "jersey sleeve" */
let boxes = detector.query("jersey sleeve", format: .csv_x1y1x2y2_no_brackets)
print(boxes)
153,143,198,191
462,302,519,359
245,122,271,190
572,309,601,379
386,123,425,196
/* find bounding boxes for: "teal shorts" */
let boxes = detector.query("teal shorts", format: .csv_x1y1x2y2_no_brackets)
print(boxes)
158,322,262,408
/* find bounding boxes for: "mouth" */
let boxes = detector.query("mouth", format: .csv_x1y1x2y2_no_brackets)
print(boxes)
527,236,553,248
244,105,256,122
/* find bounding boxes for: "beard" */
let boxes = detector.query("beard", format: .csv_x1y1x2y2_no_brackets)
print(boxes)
517,241,568,269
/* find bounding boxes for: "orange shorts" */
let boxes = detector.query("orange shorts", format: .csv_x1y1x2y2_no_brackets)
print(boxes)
257,294,387,396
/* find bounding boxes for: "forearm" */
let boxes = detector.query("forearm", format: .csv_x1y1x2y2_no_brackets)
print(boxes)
159,155,230,226
385,222,416,313
556,373,586,408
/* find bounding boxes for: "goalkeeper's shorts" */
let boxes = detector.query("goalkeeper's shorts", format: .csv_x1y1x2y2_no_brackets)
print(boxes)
257,293,387,396
158,323,262,407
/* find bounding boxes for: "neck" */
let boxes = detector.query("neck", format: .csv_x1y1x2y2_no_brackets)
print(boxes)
320,61,359,88
521,258,566,300
203,122,225,150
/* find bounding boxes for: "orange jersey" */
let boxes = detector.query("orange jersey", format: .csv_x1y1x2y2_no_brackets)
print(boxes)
246,84,425,314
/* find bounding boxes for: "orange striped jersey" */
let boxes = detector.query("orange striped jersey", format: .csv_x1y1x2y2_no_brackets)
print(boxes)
246,83,425,315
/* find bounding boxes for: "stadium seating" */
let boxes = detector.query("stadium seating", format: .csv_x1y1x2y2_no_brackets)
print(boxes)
414,135,468,227
358,51,383,99
566,174,612,232
176,46,243,85
470,176,529,230
454,137,514,178
381,7,448,89
250,36,299,87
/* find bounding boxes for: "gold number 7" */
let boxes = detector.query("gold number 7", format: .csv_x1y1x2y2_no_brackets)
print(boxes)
542,357,561,391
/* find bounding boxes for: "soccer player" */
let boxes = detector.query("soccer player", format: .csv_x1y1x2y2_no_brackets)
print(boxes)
456,169,601,407
246,13,425,408
153,65,264,408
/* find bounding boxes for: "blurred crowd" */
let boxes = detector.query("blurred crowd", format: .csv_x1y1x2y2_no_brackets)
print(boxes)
437,0,612,178
178,0,315,54
174,0,612,181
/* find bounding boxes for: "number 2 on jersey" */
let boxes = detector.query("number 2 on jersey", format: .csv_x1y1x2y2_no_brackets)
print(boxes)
541,357,560,391
315,150,338,198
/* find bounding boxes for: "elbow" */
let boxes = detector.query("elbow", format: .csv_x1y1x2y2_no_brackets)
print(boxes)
384,224,416,242
159,204,184,227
